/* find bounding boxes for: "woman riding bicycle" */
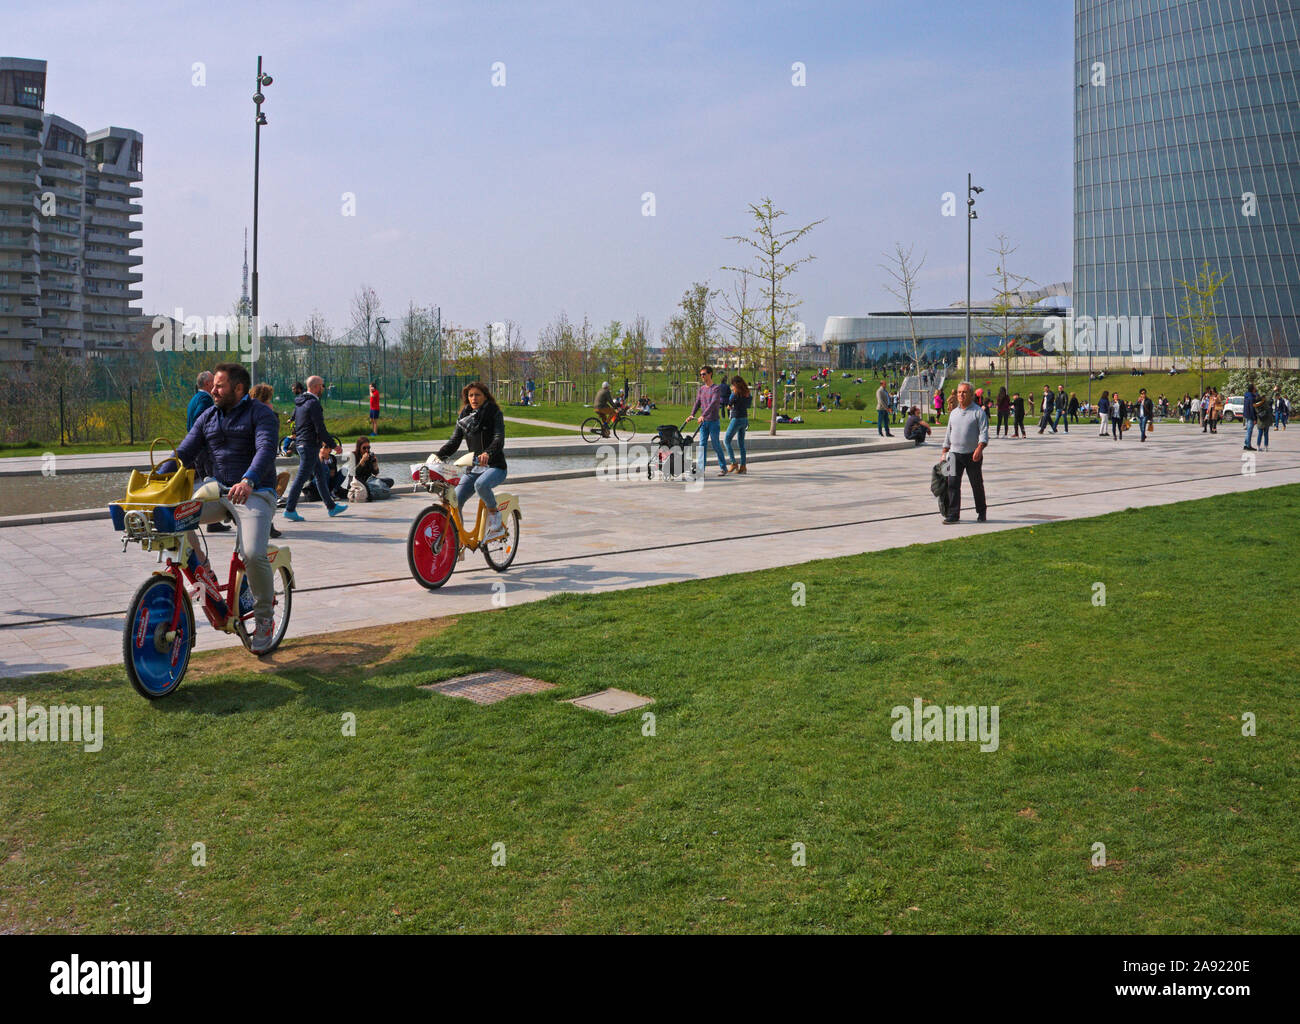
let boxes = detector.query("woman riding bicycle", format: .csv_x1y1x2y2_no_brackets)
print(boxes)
436,381,508,540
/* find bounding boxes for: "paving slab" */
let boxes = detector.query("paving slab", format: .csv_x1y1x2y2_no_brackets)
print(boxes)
0,425,1296,679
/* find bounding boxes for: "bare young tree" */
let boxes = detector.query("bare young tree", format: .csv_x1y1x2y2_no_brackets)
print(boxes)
723,197,824,434
880,243,927,379
979,234,1042,392
350,285,382,384
714,273,759,378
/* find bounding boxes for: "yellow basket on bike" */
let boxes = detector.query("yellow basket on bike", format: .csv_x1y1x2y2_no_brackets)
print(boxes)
110,438,199,532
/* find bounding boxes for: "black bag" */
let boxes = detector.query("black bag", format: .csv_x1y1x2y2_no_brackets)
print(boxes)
930,461,951,518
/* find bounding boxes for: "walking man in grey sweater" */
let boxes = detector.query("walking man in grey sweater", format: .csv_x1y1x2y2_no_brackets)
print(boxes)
941,381,989,524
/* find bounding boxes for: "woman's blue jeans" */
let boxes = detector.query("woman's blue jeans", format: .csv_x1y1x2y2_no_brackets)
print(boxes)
724,417,748,465
455,465,507,514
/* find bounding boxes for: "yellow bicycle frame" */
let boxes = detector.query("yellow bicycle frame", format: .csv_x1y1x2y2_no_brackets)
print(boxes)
445,491,520,552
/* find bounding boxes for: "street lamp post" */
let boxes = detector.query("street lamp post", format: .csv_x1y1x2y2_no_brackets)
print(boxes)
965,173,983,378
251,56,272,386
376,317,390,398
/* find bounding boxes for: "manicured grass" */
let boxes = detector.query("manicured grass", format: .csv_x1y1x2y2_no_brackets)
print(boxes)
3,489,1296,934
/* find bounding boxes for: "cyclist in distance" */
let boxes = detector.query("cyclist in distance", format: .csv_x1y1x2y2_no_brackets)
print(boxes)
162,361,281,653
593,380,615,437
436,381,509,541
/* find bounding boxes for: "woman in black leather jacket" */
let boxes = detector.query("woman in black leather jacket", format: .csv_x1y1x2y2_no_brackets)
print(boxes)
436,382,508,538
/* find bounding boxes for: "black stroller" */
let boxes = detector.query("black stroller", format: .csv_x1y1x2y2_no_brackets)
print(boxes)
649,422,696,481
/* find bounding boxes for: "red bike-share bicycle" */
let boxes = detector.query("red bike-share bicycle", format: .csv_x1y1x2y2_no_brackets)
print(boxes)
111,470,294,699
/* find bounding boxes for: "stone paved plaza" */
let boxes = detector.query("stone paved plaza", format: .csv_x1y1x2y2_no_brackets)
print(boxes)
1,424,1295,678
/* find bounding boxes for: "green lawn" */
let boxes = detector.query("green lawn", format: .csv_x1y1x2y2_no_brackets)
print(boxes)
3,486,1295,933
3,367,1236,457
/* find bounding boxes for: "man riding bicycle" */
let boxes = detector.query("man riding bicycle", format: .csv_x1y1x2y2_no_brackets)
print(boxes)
594,380,616,437
163,362,281,653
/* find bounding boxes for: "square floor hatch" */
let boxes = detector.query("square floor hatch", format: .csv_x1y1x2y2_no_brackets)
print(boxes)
566,688,655,715
421,670,557,705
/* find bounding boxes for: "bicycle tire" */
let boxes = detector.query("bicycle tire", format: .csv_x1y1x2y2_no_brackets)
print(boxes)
612,416,635,441
580,417,606,443
481,509,521,572
123,574,194,700
407,505,459,589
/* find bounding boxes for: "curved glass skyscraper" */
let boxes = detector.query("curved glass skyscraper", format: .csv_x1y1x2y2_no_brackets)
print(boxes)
1074,0,1300,361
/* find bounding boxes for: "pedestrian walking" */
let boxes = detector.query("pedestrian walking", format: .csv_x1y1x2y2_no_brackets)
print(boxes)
1243,382,1258,450
875,380,894,437
1038,386,1056,433
1097,390,1110,435
1137,388,1154,442
995,386,1010,437
368,382,380,437
1110,392,1126,440
940,382,989,524
1069,392,1080,423
725,376,751,473
283,375,348,522
1054,384,1069,432
683,365,730,477
1254,391,1273,451
1011,391,1026,437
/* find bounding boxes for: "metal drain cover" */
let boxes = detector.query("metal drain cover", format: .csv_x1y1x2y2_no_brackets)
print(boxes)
566,688,655,715
421,670,557,705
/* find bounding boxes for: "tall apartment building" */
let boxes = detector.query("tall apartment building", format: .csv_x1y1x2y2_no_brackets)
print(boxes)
0,57,142,369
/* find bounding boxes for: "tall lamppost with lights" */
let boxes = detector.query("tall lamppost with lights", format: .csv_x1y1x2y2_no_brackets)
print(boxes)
965,174,983,377
251,56,273,385
376,317,390,396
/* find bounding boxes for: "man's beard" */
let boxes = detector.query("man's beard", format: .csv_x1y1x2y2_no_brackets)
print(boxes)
214,391,239,410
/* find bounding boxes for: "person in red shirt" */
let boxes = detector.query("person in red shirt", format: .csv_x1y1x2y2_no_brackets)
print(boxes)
368,383,380,437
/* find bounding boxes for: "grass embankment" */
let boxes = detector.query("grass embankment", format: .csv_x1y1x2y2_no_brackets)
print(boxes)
2,486,1296,933
2,368,1234,458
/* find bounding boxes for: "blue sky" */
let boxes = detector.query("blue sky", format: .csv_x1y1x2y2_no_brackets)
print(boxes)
13,0,1074,342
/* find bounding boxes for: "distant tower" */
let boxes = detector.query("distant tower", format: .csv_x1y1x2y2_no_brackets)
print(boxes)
238,229,252,319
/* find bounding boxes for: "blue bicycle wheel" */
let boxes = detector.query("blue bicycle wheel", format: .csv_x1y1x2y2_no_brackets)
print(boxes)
123,575,194,699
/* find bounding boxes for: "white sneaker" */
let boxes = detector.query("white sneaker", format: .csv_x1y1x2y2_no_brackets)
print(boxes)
250,617,275,655
485,514,507,541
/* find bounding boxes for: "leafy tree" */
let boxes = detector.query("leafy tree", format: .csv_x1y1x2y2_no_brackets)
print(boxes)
1170,261,1238,398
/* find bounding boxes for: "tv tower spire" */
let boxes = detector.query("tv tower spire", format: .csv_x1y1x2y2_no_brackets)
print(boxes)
239,229,251,317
